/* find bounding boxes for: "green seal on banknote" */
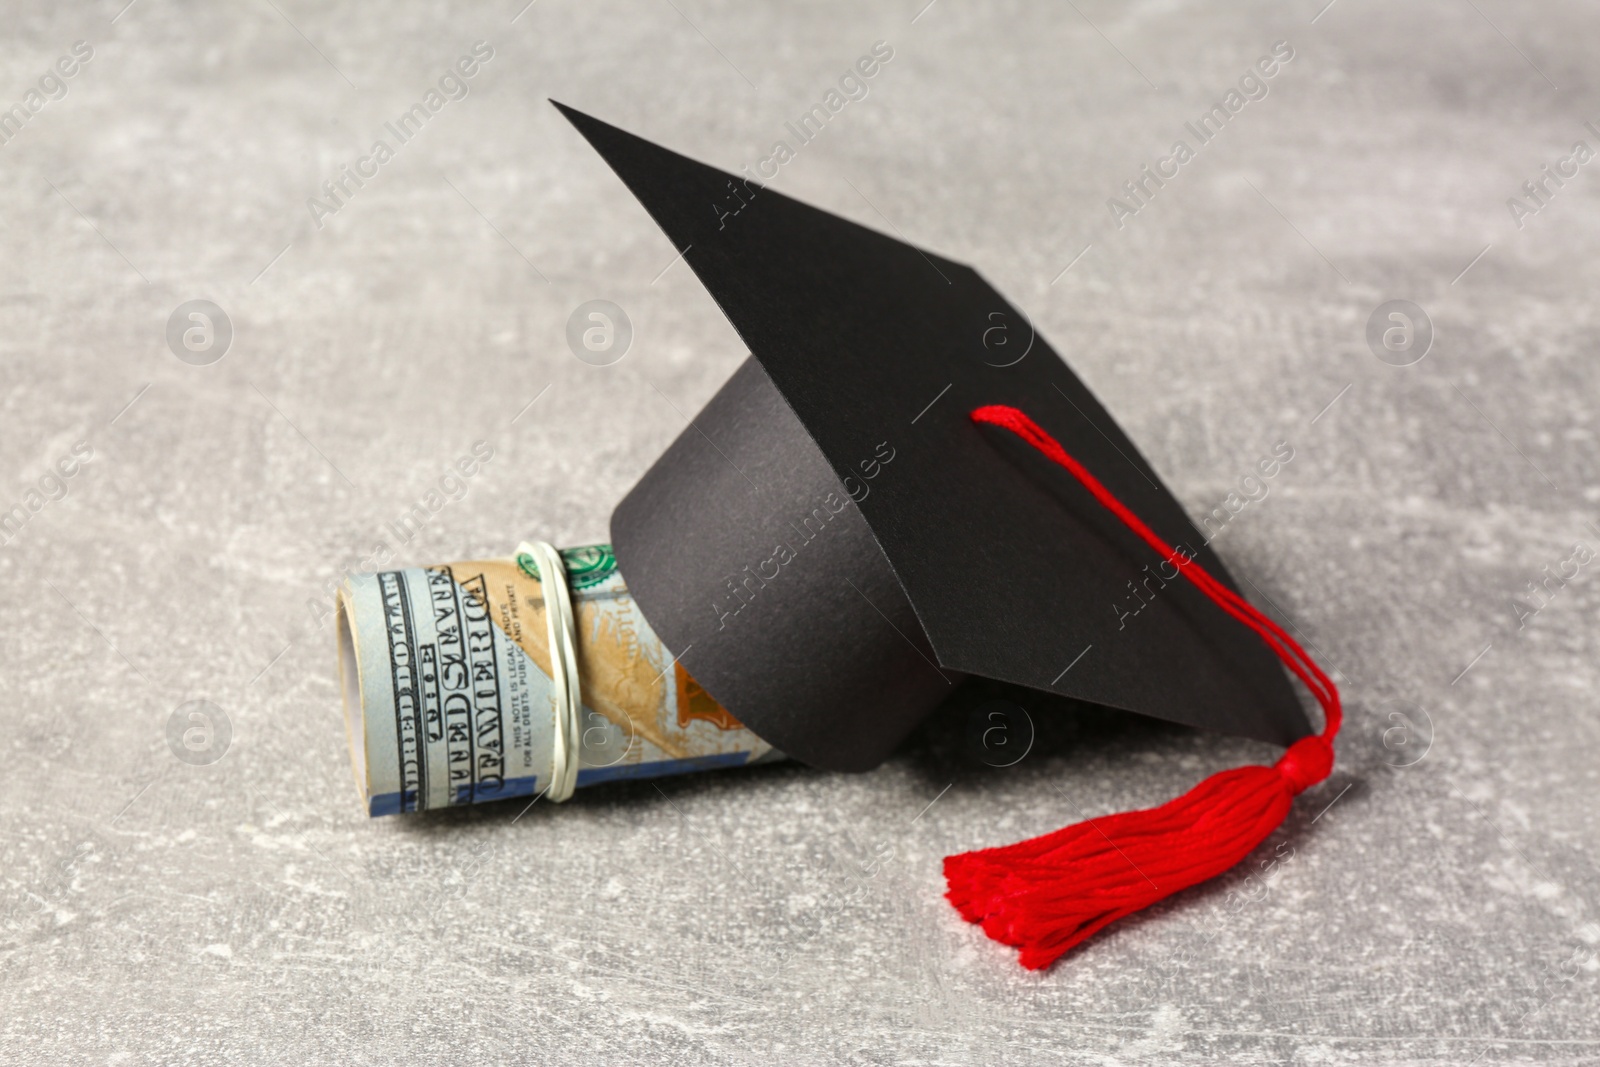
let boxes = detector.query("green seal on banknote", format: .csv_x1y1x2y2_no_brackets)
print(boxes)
516,542,619,590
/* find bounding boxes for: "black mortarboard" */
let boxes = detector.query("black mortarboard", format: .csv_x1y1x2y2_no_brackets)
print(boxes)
555,102,1312,773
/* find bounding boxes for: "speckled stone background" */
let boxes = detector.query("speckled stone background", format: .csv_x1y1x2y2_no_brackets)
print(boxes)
2,1,1598,1064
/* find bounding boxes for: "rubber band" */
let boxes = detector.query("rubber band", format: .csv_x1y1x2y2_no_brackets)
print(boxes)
519,540,583,802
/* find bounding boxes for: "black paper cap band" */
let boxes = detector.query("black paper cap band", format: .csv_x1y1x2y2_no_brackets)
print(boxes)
611,358,961,771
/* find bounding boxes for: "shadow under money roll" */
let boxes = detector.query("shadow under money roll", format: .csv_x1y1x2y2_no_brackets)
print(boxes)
335,358,953,816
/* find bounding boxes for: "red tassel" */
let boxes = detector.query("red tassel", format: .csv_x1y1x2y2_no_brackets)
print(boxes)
947,405,1342,970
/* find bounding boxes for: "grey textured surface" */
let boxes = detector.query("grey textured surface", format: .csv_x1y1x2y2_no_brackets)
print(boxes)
2,1,1598,1064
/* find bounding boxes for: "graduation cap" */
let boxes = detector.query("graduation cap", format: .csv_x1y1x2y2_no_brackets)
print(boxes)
555,102,1341,969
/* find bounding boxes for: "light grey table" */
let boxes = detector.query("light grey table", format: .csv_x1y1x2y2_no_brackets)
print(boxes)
3,2,1597,1063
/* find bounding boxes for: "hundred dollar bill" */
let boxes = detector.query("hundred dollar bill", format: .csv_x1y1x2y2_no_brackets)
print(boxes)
337,543,779,815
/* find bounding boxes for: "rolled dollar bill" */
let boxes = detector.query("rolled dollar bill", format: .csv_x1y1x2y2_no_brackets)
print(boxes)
337,543,779,815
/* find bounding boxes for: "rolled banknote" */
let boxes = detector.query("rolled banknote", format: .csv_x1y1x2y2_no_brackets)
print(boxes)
337,543,779,815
